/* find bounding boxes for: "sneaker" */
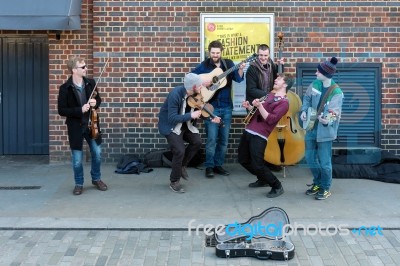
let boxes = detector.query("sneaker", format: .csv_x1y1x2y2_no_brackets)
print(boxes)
181,166,189,180
266,186,284,198
170,181,185,193
213,166,230,176
92,180,108,191
315,190,331,200
305,184,320,195
73,185,83,195
248,180,269,188
205,167,214,178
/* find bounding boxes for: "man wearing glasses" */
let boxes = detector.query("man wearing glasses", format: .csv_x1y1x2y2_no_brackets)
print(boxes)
58,56,108,195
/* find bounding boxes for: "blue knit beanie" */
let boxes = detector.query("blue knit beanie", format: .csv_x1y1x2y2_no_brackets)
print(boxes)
318,57,338,78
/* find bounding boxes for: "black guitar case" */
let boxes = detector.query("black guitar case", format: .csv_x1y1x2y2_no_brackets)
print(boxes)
214,207,295,261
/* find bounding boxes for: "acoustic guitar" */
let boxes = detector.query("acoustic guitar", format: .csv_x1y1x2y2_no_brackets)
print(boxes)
302,106,339,131
200,53,258,102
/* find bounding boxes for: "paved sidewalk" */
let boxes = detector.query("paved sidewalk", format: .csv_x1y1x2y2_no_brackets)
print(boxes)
1,155,400,265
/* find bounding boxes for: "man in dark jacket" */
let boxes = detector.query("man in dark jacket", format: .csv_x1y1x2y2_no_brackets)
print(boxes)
58,56,108,195
246,44,284,104
192,40,246,178
158,73,220,193
246,44,285,172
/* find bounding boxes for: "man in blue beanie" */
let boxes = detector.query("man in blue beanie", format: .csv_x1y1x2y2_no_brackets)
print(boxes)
300,57,344,200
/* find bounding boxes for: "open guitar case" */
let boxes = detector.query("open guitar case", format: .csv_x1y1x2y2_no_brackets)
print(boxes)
207,207,295,261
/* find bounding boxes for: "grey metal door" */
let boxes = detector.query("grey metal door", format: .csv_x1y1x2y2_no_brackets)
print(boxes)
296,63,382,148
0,37,49,155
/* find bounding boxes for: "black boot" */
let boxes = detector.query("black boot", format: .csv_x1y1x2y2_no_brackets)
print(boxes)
266,184,284,198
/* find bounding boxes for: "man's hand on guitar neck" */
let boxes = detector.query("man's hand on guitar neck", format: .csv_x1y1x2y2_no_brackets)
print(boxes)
238,62,246,77
300,111,307,121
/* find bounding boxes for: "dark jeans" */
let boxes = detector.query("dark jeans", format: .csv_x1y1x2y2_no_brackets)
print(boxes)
166,128,201,182
238,131,281,188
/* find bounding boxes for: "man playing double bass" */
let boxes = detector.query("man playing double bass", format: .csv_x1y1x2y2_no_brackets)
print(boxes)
239,73,294,198
58,56,108,196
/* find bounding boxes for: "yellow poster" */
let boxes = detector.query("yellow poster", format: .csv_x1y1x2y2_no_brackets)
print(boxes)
201,14,274,115
204,22,270,61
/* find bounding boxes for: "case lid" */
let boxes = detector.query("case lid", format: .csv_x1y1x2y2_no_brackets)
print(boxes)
215,207,290,242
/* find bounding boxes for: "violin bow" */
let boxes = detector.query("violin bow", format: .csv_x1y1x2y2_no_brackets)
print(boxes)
87,57,110,103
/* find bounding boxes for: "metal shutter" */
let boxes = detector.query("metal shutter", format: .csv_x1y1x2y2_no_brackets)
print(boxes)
296,63,381,148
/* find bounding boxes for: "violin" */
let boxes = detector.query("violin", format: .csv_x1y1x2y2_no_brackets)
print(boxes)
88,90,100,139
87,58,109,139
264,33,305,176
187,93,224,127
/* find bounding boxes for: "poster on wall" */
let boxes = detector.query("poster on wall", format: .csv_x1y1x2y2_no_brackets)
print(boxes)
200,13,275,116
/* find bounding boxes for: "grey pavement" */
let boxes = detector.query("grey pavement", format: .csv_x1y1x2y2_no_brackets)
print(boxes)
1,155,400,265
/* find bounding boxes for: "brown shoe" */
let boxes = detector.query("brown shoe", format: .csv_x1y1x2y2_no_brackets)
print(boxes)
92,180,108,191
73,185,83,195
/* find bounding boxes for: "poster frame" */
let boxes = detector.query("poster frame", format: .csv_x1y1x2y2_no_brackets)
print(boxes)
200,13,275,116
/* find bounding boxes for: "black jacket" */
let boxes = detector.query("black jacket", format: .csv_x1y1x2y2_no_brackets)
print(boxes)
246,58,280,104
58,76,102,150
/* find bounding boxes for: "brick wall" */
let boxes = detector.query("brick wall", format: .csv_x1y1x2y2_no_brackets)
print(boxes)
5,0,400,162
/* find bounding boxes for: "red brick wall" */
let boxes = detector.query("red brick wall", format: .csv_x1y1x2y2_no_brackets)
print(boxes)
3,0,400,161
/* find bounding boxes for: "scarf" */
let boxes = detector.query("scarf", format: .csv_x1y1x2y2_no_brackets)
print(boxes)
251,58,272,92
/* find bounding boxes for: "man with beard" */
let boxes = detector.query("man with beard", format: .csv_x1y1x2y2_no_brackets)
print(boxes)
239,73,293,198
192,40,246,178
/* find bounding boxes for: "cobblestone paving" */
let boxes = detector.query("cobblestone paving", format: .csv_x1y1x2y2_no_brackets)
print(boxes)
1,230,400,265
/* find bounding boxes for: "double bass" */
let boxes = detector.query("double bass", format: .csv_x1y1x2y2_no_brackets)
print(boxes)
264,32,305,177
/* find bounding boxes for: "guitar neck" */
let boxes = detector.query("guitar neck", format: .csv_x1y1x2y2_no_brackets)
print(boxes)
218,63,240,80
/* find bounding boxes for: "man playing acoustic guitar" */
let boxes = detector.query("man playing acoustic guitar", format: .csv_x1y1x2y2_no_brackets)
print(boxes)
191,40,246,178
300,57,344,200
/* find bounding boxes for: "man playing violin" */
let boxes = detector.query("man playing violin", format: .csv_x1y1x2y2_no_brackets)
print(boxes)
239,73,293,198
158,73,221,193
58,56,108,196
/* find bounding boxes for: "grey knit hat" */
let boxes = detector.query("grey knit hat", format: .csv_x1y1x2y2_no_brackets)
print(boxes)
184,73,202,90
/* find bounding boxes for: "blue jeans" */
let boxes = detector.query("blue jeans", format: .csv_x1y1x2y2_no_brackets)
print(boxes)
304,128,333,191
71,132,102,186
204,107,232,168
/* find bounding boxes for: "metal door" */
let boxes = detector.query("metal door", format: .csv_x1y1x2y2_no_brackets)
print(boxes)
297,63,382,148
0,37,49,154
